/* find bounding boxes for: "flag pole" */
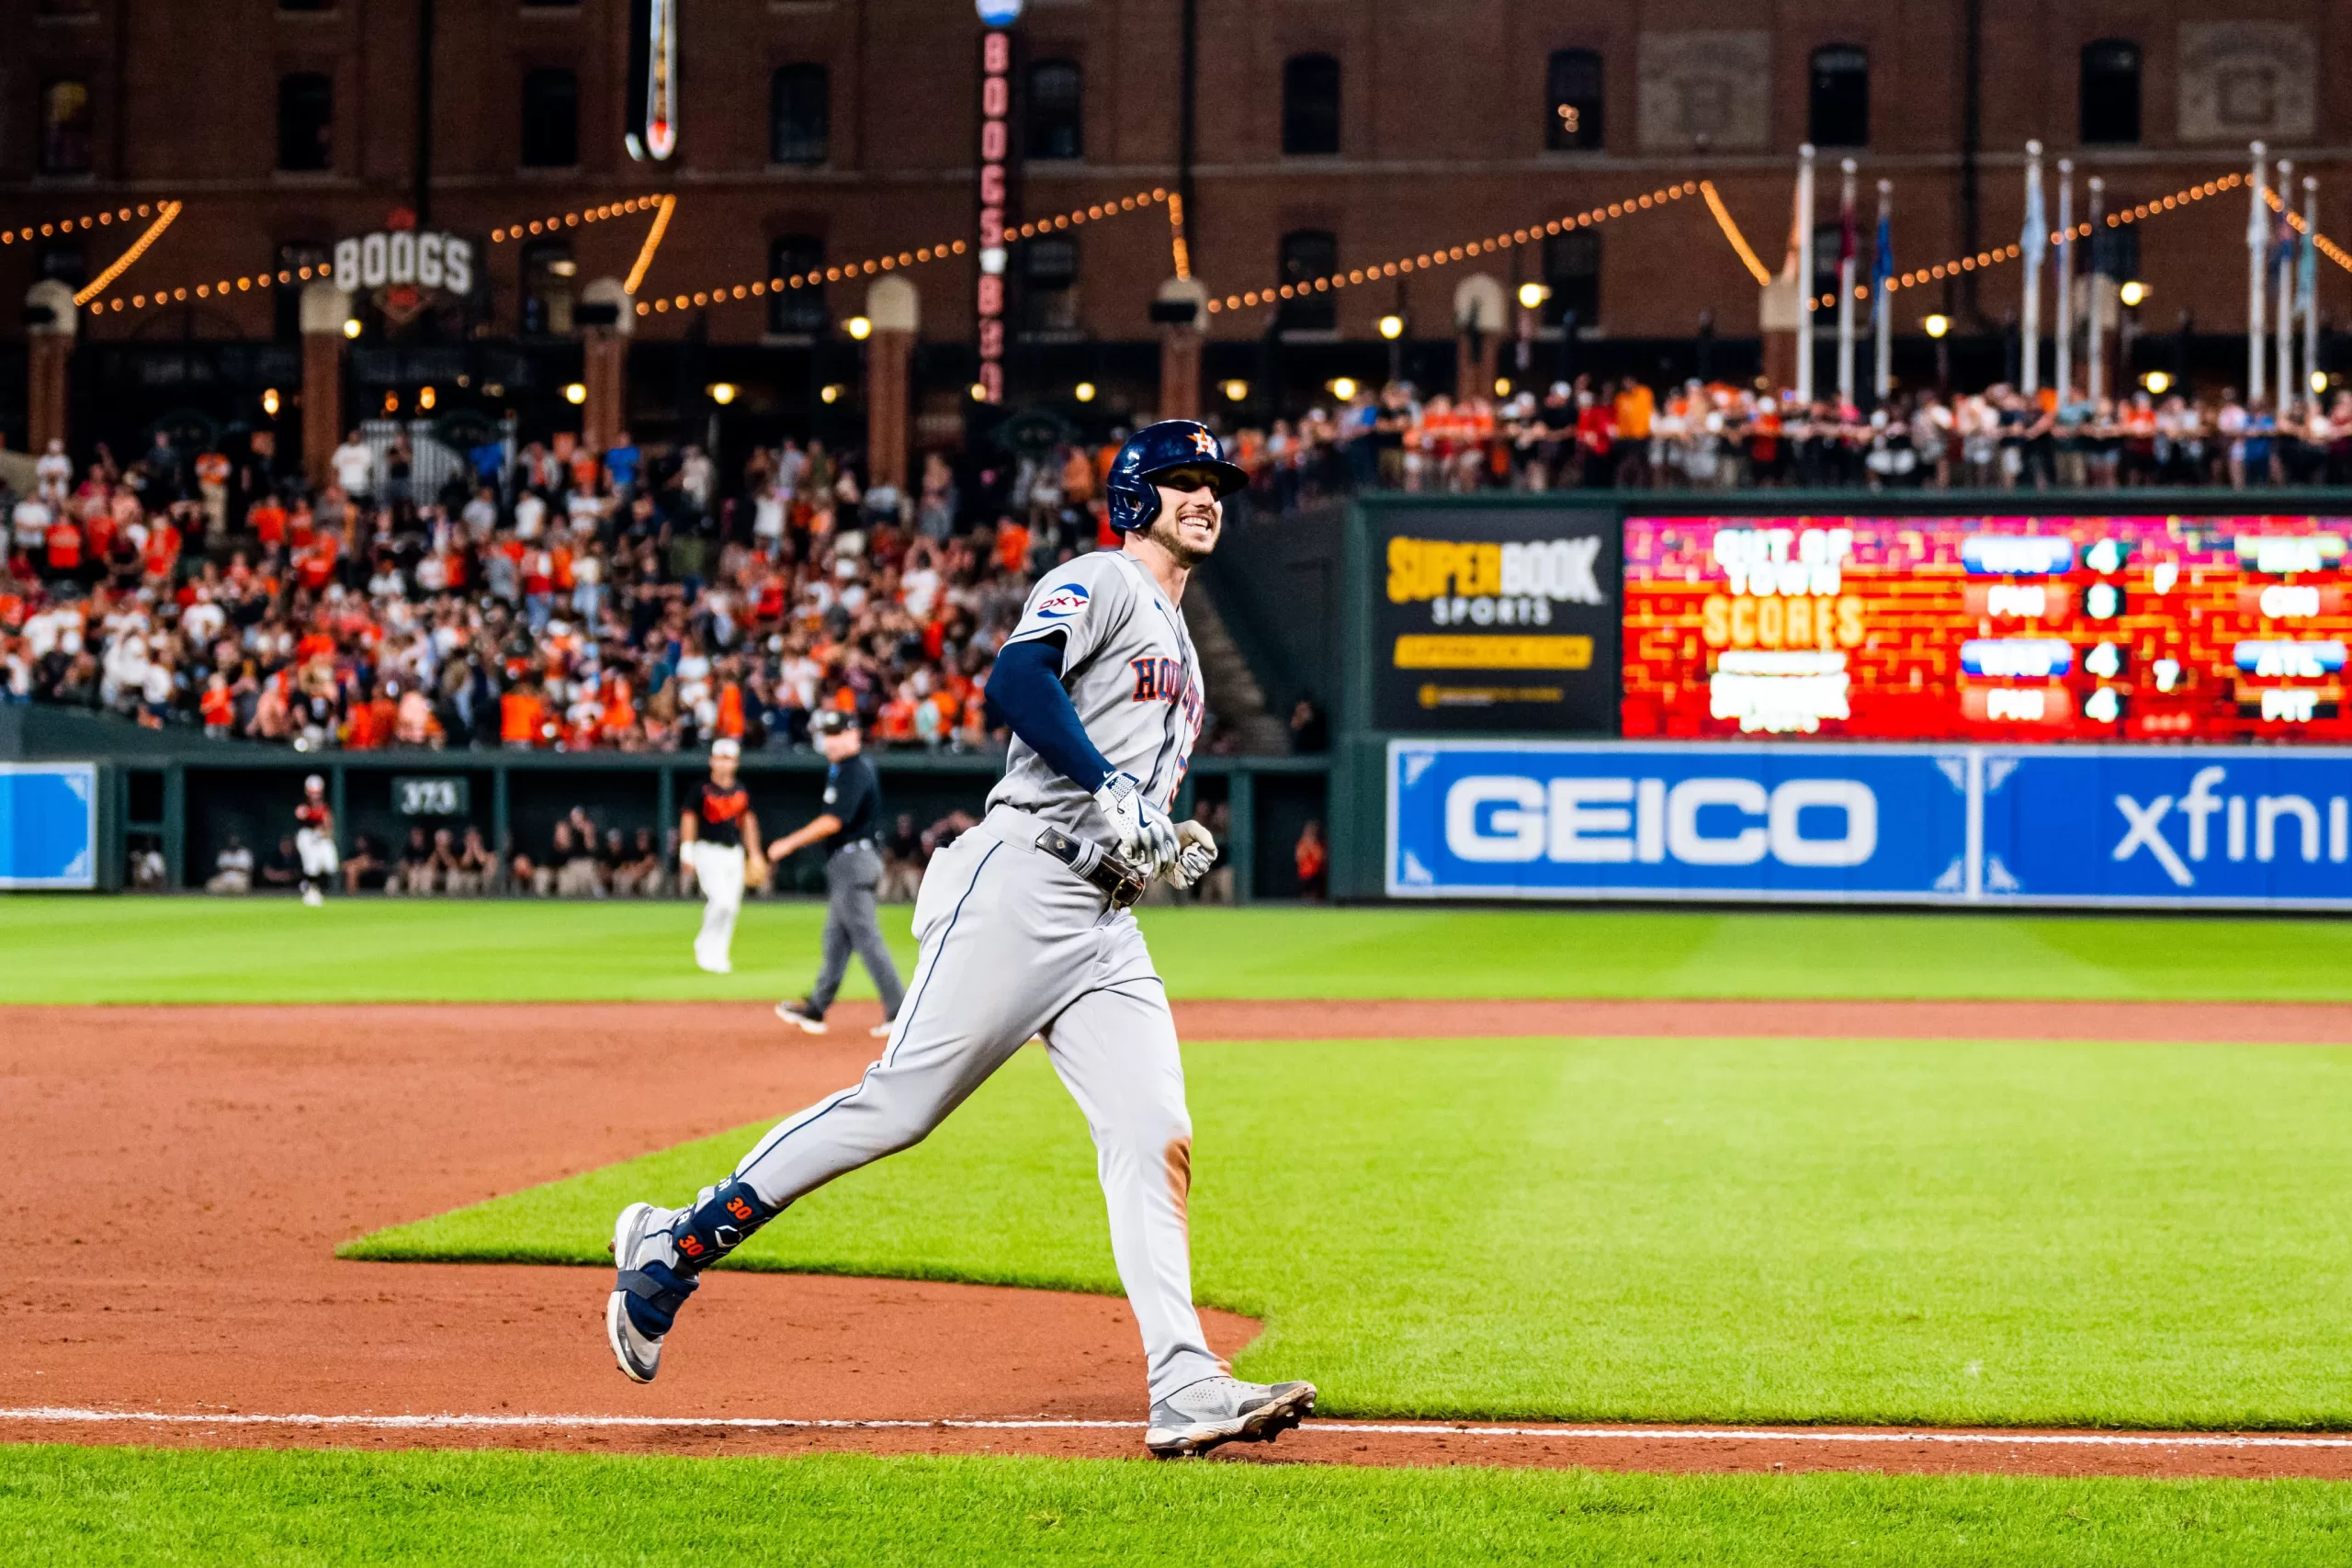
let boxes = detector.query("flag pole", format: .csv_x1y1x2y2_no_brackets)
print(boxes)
1837,158,1858,407
2249,141,2268,404
1796,144,1816,403
2055,158,2074,400
2086,175,2105,405
2021,139,2043,396
2277,157,2296,412
1873,179,1894,403
2305,175,2323,409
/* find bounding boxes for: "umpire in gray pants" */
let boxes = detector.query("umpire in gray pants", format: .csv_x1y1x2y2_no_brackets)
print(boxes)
768,711,908,1039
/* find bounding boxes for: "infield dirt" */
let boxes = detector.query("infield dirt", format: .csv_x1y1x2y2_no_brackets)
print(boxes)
7,1000,2350,1478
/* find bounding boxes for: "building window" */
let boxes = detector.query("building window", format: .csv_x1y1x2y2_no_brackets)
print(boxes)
522,241,576,335
1542,231,1600,327
1022,237,1080,333
767,235,827,334
38,80,94,175
1026,60,1082,160
274,241,331,338
2080,40,2141,145
1545,49,1603,152
521,69,579,167
2091,223,2139,284
1808,45,1868,147
1277,230,1337,331
36,242,87,290
1282,54,1340,156
770,64,829,165
277,73,334,171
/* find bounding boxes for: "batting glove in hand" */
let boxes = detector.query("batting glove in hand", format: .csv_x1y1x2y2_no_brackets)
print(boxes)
1093,772,1181,874
1165,819,1218,889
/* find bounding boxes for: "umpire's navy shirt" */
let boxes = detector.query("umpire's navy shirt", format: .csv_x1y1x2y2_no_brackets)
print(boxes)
823,753,881,852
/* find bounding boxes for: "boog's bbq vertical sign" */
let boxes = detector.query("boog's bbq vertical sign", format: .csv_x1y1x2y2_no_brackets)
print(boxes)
973,0,1023,404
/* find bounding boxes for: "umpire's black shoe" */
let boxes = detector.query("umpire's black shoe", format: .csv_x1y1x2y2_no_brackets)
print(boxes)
774,998,828,1034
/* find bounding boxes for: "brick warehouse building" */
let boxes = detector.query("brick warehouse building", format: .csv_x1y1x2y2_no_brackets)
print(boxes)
1,0,2346,476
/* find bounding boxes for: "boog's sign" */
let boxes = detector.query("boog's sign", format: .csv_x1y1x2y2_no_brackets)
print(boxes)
1388,740,1970,901
334,229,476,298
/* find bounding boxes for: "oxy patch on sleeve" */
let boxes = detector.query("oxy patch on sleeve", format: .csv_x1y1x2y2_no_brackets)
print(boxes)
1030,581,1091,623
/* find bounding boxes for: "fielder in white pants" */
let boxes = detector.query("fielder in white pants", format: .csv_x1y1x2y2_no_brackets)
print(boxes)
605,421,1313,1460
681,739,760,975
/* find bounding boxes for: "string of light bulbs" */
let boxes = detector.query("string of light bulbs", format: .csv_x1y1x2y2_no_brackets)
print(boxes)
632,187,1170,317
2261,186,2352,275
4,201,177,248
1701,181,1773,287
72,200,183,307
1201,183,1699,315
489,195,670,245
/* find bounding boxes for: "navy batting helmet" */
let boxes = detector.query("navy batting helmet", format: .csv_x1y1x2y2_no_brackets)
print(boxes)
1104,420,1249,534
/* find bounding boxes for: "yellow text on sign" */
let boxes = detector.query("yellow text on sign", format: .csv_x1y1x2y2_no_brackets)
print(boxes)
1388,537,1504,601
1394,635,1595,671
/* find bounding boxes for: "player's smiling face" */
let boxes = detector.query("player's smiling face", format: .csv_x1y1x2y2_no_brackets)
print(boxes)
1147,472,1224,565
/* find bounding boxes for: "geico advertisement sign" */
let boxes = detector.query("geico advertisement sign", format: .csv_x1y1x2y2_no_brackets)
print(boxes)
1387,742,1970,900
1444,775,1875,867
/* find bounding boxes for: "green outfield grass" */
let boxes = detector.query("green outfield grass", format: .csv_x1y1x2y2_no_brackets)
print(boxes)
5,1446,2346,1567
348,1034,2352,1430
12,896,2352,1003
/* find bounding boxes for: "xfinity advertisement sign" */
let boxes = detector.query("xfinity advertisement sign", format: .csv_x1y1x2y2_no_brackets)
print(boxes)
1388,741,2352,908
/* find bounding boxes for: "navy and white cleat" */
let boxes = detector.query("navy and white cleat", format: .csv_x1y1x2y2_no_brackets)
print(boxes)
606,1201,697,1383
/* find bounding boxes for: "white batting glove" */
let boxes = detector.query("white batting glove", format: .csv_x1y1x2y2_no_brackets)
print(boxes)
1165,819,1218,888
1093,773,1180,873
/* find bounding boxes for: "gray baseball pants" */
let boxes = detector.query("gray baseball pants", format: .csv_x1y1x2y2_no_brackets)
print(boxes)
808,840,906,1020
729,805,1224,1404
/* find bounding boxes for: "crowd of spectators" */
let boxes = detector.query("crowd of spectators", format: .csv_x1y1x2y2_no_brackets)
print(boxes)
1216,378,2352,511
0,423,1130,755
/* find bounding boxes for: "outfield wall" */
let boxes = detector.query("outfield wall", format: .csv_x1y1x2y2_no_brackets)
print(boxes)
1306,491,2352,907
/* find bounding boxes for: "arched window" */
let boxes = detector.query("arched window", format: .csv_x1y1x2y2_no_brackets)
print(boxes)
521,68,579,167
38,80,94,175
770,65,830,165
277,73,334,171
1282,54,1340,155
1807,45,1868,147
1026,60,1082,160
1542,231,1600,328
1022,237,1080,333
768,236,827,334
2080,40,2141,145
1277,230,1337,331
521,241,576,335
1545,50,1603,152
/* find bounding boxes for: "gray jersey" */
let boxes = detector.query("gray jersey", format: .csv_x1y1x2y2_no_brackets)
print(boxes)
987,548,1204,838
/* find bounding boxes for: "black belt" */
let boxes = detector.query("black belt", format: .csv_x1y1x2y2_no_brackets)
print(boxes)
1035,826,1147,909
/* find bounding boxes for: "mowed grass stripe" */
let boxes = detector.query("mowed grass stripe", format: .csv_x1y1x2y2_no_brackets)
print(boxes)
14,897,2352,1002
347,1035,2352,1430
5,1446,2350,1567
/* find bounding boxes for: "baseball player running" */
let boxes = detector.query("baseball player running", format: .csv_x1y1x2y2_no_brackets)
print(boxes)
769,710,904,1039
681,739,763,974
294,773,338,907
606,421,1314,1459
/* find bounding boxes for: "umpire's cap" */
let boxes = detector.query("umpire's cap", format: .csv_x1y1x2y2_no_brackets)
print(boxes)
1105,420,1249,534
810,709,856,737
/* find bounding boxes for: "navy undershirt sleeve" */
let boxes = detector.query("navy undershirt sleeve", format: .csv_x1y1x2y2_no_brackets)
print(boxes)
986,635,1115,793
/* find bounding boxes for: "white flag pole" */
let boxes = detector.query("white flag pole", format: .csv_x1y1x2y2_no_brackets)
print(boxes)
2055,159,2074,400
2086,175,2105,405
1796,144,1816,403
2021,140,2044,395
2305,175,2323,408
2277,157,2296,412
1873,179,1894,402
1837,159,1858,407
2249,141,2268,404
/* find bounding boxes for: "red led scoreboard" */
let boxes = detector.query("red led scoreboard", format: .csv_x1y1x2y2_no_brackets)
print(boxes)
1622,513,2352,742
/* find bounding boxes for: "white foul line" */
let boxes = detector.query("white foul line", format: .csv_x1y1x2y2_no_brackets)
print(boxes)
3,1406,2349,1450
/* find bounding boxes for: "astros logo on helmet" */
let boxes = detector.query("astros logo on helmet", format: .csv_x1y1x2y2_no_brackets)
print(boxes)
1104,420,1250,534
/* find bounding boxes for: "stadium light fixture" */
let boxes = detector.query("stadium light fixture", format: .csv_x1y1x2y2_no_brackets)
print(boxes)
418,386,436,411
2143,370,2172,394
1923,313,1950,339
1516,281,1550,310
563,382,588,404
1494,377,1513,397
2119,280,2148,308
1222,378,1250,401
1377,313,1405,340
820,384,842,404
2314,370,2332,395
1329,377,1358,400
707,381,739,405
260,388,280,417
342,317,362,339
968,381,988,400
1074,381,1097,401
846,315,873,340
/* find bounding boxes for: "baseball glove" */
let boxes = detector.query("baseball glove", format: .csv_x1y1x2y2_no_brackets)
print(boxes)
743,849,770,890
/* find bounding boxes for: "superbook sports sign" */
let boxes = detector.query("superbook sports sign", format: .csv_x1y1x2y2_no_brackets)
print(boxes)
1388,740,2352,908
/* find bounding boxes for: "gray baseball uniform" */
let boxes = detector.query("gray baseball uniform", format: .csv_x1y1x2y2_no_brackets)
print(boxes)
726,548,1219,1403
